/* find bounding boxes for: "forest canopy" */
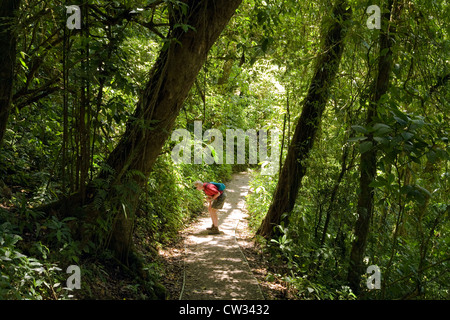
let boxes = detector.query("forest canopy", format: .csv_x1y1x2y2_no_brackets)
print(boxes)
0,0,448,300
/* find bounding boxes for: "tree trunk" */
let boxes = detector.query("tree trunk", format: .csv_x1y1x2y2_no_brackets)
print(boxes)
0,0,21,147
347,0,399,294
70,0,242,262
257,0,351,238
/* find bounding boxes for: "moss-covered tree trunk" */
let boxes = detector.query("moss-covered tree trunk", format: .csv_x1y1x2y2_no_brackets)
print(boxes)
347,0,399,294
257,0,351,238
57,0,243,263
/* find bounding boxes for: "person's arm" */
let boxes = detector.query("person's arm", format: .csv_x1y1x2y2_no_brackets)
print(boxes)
207,192,219,201
211,191,221,200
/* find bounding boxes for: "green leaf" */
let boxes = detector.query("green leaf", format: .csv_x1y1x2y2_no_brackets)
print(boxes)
373,136,389,144
372,123,392,135
416,185,432,198
359,141,373,154
387,173,395,184
426,150,437,163
393,116,408,126
380,47,390,57
401,132,414,140
348,136,367,143
351,125,368,134
19,58,27,68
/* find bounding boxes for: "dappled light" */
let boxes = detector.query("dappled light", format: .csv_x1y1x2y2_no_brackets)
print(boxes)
0,0,448,304
181,172,264,300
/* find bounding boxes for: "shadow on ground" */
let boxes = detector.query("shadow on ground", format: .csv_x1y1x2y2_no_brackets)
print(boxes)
181,172,264,300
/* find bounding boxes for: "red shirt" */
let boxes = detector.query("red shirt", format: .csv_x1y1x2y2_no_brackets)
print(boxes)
203,183,222,196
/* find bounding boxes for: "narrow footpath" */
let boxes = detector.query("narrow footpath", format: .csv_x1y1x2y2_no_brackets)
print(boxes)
180,171,264,300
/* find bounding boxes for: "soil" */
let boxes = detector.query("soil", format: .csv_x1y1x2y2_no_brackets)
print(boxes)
159,171,294,300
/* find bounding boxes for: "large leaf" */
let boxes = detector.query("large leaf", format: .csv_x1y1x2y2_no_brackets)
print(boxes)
359,141,373,154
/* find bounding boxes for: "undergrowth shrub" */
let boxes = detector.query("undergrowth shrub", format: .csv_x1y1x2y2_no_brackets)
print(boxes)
0,221,70,299
247,170,357,300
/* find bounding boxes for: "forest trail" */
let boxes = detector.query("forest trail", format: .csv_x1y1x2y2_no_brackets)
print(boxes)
179,171,264,300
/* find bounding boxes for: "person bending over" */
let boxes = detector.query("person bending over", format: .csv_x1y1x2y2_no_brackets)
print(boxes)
194,181,227,235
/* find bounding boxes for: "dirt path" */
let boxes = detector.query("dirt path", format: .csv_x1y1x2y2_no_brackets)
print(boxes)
179,171,264,300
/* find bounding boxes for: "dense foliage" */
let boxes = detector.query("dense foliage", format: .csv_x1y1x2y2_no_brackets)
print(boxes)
0,0,448,300
247,0,449,300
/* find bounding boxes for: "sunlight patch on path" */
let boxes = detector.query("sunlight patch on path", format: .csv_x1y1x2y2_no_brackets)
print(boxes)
181,171,264,300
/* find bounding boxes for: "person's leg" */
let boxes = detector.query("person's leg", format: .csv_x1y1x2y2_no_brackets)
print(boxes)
210,208,218,227
208,201,215,227
207,207,219,234
210,192,225,231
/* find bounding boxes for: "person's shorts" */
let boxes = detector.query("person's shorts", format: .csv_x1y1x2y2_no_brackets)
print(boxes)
212,192,226,209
